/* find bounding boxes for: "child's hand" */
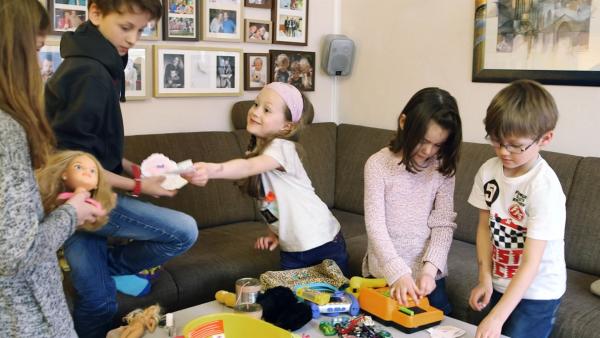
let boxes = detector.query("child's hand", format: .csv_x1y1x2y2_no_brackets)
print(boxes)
475,313,504,338
65,191,106,227
390,274,422,307
469,281,493,311
416,272,436,297
141,176,177,197
254,233,279,251
183,162,210,186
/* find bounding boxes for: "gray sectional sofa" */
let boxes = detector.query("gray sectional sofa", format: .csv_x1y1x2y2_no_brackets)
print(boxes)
108,101,600,336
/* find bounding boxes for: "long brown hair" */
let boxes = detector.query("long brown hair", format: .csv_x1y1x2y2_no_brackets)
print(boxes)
239,93,310,198
36,150,116,231
0,0,55,169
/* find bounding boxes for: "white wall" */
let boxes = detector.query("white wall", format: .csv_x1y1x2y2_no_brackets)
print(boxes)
338,0,600,157
121,1,337,135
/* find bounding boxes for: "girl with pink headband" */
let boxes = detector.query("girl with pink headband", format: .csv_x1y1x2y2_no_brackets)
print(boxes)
186,83,349,274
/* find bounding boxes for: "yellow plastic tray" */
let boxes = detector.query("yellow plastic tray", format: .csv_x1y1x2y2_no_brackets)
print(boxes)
183,313,299,338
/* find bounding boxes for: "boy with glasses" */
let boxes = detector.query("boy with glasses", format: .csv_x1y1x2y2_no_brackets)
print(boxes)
468,80,566,338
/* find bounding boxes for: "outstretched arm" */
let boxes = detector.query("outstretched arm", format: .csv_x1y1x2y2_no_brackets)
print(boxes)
187,154,281,185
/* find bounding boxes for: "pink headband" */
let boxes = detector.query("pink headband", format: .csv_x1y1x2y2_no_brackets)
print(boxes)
264,82,303,123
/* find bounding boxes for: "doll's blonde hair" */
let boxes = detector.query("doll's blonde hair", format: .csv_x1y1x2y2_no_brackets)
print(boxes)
36,150,116,231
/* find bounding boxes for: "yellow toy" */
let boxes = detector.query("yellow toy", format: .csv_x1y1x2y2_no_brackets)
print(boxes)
345,276,387,298
358,287,443,333
215,290,237,307
110,304,162,338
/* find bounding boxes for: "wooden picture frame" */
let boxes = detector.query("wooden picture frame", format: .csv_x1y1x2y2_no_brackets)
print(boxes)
272,0,308,46
48,0,88,35
473,0,600,86
244,19,272,44
140,18,163,41
269,49,314,91
244,0,271,9
163,0,200,41
203,0,243,42
244,53,269,90
124,45,152,101
38,39,62,84
154,45,243,97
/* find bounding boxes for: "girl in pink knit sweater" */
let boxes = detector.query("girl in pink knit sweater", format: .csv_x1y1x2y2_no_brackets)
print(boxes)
362,87,462,314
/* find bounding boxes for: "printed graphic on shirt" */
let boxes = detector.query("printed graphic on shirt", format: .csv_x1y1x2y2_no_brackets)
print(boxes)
483,179,499,207
260,191,279,224
490,213,527,279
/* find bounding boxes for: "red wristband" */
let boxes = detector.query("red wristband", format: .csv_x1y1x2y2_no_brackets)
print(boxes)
131,164,142,197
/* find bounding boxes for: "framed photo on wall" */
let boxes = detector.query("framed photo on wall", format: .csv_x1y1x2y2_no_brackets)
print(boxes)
163,0,199,41
244,53,269,90
124,45,152,100
472,0,600,86
203,0,243,42
140,19,162,41
154,45,243,97
48,0,88,35
244,0,271,9
269,49,314,91
272,0,308,45
245,19,272,43
38,39,63,84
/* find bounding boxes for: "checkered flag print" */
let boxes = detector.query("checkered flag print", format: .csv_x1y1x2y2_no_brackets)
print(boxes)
491,219,526,249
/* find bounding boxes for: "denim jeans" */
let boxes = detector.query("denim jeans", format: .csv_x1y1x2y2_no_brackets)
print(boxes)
489,290,561,338
428,277,452,315
280,231,350,276
64,195,198,338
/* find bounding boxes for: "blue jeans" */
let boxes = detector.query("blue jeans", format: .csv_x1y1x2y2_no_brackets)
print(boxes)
489,290,561,338
64,195,198,338
428,277,452,315
280,231,350,276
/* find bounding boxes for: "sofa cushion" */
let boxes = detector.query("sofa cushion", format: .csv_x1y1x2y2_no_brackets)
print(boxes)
335,124,394,214
564,157,600,276
164,221,280,309
123,132,256,228
232,123,337,208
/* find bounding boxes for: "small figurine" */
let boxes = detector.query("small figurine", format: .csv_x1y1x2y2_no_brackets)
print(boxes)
36,150,116,231
109,304,162,338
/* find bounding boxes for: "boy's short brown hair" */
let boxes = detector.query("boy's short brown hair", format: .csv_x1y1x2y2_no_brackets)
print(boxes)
485,79,558,141
89,0,162,20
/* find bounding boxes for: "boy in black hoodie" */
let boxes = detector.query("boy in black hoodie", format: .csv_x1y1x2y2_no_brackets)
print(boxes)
45,1,199,337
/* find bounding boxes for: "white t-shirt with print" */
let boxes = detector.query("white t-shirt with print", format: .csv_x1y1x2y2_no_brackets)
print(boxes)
468,156,566,300
260,138,340,252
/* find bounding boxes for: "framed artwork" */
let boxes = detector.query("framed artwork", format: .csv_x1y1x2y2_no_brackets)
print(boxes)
154,45,243,97
203,0,243,42
245,19,272,43
244,0,271,9
124,46,152,101
163,0,199,41
244,53,269,90
38,40,63,84
140,19,162,41
48,0,88,35
272,0,308,46
473,0,600,86
269,49,314,91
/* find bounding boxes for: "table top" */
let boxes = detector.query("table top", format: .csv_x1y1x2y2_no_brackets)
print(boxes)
143,300,505,337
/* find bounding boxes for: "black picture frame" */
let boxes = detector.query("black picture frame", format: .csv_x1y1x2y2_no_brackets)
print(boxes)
163,0,200,42
244,52,270,90
473,0,600,86
269,49,314,91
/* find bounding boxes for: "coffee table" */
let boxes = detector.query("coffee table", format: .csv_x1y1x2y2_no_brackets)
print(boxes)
143,300,507,337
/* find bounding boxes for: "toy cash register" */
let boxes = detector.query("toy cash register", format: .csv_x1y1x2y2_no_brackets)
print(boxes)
358,287,443,333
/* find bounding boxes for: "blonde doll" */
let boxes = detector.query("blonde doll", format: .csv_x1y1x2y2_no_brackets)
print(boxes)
36,150,116,231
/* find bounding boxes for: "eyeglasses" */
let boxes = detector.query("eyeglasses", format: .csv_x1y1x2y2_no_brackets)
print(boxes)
486,136,538,154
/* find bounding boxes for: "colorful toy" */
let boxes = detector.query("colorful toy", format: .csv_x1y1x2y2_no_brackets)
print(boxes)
345,276,387,298
358,287,443,333
215,290,237,307
140,153,193,190
296,287,331,305
309,290,360,319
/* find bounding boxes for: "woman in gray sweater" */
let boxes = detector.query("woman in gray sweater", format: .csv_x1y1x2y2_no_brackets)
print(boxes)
0,1,104,336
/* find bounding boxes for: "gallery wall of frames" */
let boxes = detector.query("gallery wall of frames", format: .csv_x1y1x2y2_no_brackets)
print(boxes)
38,0,314,100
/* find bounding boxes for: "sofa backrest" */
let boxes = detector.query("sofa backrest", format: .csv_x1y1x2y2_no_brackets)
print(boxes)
123,132,256,229
334,124,395,214
564,157,600,276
